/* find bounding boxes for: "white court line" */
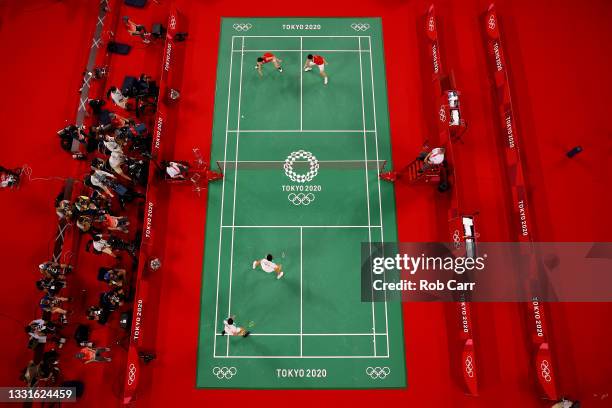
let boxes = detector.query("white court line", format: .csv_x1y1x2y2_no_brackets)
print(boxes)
368,36,390,355
212,35,236,358
300,37,303,131
214,33,392,360
216,356,389,359
226,129,376,133
222,225,380,229
221,161,380,164
226,36,246,357
215,333,389,336
233,49,371,52
233,35,369,38
300,227,303,356
358,36,376,357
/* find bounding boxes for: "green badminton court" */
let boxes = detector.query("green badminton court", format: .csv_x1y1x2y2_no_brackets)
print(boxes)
197,18,406,389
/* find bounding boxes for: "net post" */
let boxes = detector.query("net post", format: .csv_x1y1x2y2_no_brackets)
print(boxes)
379,160,398,182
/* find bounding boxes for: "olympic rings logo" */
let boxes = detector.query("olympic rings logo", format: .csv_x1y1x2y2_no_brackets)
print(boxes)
488,15,497,31
284,150,319,183
366,366,390,379
288,193,315,206
127,363,137,385
233,23,252,32
428,17,435,32
465,355,474,378
540,360,552,382
351,23,370,31
439,106,447,123
169,16,177,30
452,229,462,249
213,366,237,379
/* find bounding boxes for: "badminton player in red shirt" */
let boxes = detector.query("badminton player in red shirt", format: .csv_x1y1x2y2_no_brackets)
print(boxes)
304,54,329,85
255,52,283,77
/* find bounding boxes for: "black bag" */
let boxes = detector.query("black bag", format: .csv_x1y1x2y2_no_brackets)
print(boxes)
121,76,138,97
107,41,132,55
125,0,147,7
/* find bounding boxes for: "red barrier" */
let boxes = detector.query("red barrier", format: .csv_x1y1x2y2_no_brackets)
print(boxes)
482,4,558,400
425,5,479,396
121,5,185,404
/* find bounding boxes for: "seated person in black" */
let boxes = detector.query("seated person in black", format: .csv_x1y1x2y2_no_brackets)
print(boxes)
100,288,125,311
87,305,110,324
36,277,66,296
134,73,158,97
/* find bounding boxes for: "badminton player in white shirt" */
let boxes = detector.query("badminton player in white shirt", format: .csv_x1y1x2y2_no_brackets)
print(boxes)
252,254,284,279
221,317,250,337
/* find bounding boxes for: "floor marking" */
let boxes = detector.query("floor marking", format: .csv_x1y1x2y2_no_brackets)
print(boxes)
222,225,381,229
215,333,389,336
233,49,371,52
226,36,246,356
233,35,370,38
214,355,391,359
226,129,376,133
300,227,303,357
217,159,384,163
300,37,303,131
210,31,394,362
212,35,236,358
358,37,377,357
368,36,390,355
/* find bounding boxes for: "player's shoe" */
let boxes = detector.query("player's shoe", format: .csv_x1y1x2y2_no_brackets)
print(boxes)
324,77,328,85
277,272,284,279
304,67,312,72
252,261,257,269
278,67,283,73
243,331,251,338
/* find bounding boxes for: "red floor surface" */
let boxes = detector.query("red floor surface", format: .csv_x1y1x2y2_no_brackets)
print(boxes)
1,0,611,407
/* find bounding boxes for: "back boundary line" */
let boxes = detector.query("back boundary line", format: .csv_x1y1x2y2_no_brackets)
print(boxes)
214,355,391,359
226,130,377,133
220,225,381,228
232,35,371,38
213,33,392,361
234,49,371,52
226,36,246,357
368,35,391,354
214,333,389,336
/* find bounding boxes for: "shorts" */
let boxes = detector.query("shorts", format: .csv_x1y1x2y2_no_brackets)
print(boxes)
306,60,325,72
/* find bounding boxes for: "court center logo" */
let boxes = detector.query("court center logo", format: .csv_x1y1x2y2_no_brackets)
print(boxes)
233,23,252,32
366,366,390,379
213,366,237,379
284,150,319,183
283,150,321,206
351,23,370,31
